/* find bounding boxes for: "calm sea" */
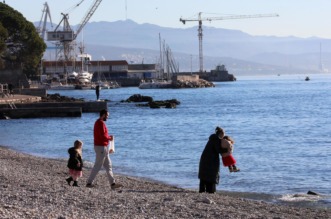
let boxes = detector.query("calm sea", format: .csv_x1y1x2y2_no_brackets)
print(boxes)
1,74,330,208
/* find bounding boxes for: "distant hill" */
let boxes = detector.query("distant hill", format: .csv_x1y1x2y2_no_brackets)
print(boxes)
40,20,331,75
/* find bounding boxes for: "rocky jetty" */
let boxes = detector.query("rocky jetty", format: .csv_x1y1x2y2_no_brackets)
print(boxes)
122,94,153,103
137,99,180,109
40,93,85,103
122,94,180,109
173,79,214,88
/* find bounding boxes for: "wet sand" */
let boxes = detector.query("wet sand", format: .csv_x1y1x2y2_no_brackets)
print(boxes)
0,146,330,218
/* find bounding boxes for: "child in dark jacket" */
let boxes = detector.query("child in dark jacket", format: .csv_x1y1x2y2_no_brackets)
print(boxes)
66,140,83,187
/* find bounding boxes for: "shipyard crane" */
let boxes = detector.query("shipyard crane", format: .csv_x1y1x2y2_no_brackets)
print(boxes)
180,12,279,72
37,2,53,41
47,0,103,61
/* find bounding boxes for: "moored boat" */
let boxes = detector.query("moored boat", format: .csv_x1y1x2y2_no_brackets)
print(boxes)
78,71,93,83
139,79,172,89
49,82,75,90
74,84,92,90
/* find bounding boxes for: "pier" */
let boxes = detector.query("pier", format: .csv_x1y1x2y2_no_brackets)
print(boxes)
0,93,107,119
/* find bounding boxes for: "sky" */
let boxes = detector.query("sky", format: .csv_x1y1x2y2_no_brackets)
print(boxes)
3,0,331,39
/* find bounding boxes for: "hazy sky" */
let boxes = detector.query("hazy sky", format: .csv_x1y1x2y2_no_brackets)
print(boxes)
4,0,331,39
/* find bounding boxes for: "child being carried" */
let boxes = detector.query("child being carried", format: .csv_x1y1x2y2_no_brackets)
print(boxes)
221,135,240,172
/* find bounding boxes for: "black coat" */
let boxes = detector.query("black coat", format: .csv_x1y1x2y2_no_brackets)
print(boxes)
67,147,83,171
198,134,227,184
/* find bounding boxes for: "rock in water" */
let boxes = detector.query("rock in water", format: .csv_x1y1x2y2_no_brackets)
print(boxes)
307,191,319,196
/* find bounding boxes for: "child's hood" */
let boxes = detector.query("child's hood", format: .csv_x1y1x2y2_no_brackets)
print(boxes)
68,147,77,155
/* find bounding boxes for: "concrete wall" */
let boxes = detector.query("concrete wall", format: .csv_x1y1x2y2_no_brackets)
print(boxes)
172,74,199,83
0,107,82,119
0,101,108,113
14,88,47,97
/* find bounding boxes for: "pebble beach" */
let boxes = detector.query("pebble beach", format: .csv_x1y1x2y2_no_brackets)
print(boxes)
0,146,330,219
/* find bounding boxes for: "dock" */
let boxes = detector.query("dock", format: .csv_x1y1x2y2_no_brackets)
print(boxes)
0,94,107,119
0,94,42,104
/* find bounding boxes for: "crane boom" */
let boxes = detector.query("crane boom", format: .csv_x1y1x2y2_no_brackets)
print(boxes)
180,12,279,72
47,0,103,61
180,13,279,23
75,0,103,40
38,2,53,40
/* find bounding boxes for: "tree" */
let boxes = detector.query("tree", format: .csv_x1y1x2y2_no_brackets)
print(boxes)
0,2,46,77
0,22,8,69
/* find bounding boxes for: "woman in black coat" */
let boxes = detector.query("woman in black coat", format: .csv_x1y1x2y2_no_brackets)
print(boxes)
198,126,228,193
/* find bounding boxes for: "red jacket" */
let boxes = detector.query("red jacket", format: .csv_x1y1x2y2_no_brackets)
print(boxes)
94,119,112,146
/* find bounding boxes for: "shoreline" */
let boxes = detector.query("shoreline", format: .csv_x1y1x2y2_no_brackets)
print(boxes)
0,146,330,218
10,146,330,210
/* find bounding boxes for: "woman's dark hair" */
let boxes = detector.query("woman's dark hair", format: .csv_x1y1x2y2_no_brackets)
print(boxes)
215,126,224,135
100,109,108,117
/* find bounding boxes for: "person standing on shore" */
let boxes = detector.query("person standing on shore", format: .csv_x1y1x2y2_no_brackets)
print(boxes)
198,126,229,193
66,140,84,187
222,136,240,172
96,84,100,100
86,109,123,190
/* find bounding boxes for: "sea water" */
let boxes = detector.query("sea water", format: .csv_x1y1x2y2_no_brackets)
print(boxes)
1,74,330,208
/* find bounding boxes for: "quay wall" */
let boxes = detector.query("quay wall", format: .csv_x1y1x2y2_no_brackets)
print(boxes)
14,88,47,97
0,102,108,113
0,107,82,119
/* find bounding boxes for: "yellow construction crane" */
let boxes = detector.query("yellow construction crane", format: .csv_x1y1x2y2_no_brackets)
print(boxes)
180,12,279,72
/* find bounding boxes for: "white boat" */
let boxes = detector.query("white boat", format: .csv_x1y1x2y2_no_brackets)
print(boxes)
49,82,75,90
74,84,91,90
91,81,120,90
98,82,111,89
109,81,120,89
68,71,78,80
92,82,109,90
77,51,93,83
139,79,172,89
78,71,93,83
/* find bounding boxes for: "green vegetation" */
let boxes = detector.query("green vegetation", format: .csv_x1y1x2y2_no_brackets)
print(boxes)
0,2,46,77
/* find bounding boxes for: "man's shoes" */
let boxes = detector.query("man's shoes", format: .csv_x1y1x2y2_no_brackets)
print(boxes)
111,183,123,190
86,183,94,188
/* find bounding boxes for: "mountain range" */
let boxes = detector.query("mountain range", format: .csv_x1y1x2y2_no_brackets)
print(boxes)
41,19,331,75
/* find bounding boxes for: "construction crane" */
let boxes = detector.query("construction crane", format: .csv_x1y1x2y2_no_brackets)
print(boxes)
180,12,279,72
37,2,53,41
47,0,103,61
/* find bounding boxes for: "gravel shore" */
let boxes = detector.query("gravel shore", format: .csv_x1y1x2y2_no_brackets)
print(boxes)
0,146,330,219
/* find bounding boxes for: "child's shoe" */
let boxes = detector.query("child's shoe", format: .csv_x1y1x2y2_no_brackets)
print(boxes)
66,177,73,186
228,166,234,172
232,166,240,172
73,181,80,187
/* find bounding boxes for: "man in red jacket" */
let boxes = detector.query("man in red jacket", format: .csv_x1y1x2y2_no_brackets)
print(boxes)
86,109,123,189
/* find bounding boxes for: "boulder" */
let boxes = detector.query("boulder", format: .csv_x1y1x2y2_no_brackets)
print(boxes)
307,191,319,196
123,94,153,103
41,93,85,102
